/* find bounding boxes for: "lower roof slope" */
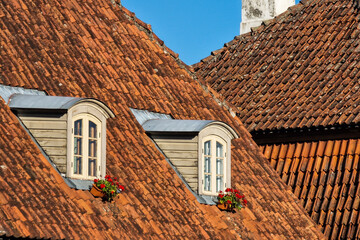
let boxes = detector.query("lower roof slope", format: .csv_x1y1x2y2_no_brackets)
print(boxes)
194,0,360,132
0,0,323,239
260,139,360,239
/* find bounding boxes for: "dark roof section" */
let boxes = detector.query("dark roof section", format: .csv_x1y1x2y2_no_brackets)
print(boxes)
194,0,360,132
0,0,323,239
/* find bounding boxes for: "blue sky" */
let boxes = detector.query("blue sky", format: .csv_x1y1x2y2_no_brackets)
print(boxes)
122,0,301,65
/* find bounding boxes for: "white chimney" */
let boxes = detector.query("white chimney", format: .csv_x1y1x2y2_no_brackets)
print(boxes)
240,0,295,34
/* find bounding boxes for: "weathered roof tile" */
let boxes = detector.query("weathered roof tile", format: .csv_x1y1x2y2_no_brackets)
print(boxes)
0,0,324,239
195,0,360,132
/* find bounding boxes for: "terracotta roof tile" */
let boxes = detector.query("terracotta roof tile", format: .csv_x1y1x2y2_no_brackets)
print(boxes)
0,0,324,239
195,0,360,132
260,138,360,239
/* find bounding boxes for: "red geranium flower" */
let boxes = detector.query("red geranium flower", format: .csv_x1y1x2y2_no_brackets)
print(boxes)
225,188,231,192
235,193,241,199
243,199,248,205
94,179,98,183
227,200,232,204
100,184,105,189
119,185,125,191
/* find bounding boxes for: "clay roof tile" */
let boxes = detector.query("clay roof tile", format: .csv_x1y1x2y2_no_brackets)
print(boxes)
0,0,324,239
195,0,360,132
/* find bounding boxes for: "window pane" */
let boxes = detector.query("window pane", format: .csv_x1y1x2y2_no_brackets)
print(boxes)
216,158,223,175
204,175,211,191
204,157,211,173
89,121,97,138
74,119,83,175
89,140,97,157
74,137,82,155
88,159,97,176
204,141,211,155
216,142,223,158
74,119,82,136
216,176,223,192
74,157,82,174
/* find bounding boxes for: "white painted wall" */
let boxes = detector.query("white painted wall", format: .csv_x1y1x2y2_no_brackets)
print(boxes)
240,0,295,34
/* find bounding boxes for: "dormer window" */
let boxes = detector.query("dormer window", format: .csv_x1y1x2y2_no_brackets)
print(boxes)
141,119,238,196
8,94,115,181
71,114,101,179
202,135,227,194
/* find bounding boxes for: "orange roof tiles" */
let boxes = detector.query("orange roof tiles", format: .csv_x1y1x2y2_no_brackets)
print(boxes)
0,0,323,239
194,0,360,132
260,139,360,239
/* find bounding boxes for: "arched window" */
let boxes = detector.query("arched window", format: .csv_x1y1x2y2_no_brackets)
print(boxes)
202,135,227,195
72,114,101,179
198,122,236,196
66,100,114,180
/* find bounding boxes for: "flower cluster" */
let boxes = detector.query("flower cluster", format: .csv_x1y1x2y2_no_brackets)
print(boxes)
94,175,125,201
217,188,247,211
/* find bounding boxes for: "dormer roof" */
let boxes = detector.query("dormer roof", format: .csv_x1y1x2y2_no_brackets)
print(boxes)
8,94,115,118
143,119,238,138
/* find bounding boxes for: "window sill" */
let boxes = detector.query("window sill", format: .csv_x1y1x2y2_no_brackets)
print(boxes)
64,178,93,190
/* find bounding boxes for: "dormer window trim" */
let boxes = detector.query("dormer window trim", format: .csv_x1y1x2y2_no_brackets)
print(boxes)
66,101,113,180
198,123,234,196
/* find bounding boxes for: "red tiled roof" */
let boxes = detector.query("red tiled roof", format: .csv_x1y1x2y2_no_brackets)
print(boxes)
194,0,360,132
260,139,360,239
0,0,323,239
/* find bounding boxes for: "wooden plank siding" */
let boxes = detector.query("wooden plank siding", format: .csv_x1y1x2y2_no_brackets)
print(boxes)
152,135,199,192
18,114,67,173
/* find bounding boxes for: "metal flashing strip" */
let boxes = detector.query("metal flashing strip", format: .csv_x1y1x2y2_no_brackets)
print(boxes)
64,178,93,190
0,84,46,103
130,108,172,125
8,94,82,110
143,119,215,133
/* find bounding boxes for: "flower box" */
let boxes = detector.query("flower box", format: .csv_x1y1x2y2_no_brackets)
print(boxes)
217,188,247,212
90,175,125,201
90,184,105,198
217,202,234,211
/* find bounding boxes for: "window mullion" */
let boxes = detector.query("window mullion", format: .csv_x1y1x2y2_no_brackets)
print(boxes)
83,117,89,178
211,139,216,195
97,127,101,175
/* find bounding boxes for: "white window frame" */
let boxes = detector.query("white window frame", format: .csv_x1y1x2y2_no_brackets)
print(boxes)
198,124,233,196
201,135,227,195
71,114,101,179
66,103,108,180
